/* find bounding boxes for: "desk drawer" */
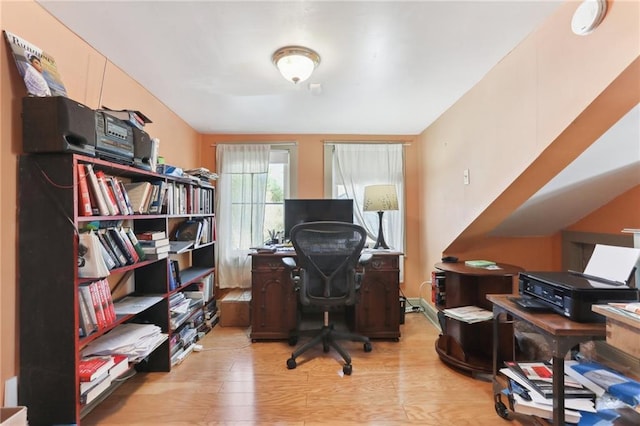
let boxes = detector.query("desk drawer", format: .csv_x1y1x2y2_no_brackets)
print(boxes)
367,255,399,271
252,255,287,271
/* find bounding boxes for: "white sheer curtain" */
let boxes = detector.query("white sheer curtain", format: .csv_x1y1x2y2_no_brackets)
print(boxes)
216,144,271,289
332,143,405,254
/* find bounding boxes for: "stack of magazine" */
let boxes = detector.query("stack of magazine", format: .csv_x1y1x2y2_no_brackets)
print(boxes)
442,305,493,323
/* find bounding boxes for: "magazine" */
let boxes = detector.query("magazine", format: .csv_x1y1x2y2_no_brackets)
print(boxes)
3,30,67,97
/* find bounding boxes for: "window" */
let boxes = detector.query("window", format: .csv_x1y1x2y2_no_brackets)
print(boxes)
216,143,296,289
324,142,406,280
263,147,296,243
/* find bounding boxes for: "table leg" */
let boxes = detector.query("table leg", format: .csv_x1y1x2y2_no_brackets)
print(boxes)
552,355,565,426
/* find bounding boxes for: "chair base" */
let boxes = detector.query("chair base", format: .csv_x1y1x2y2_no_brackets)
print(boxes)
286,324,372,375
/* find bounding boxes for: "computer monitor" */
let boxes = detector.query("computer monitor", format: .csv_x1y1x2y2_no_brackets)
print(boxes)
284,199,354,239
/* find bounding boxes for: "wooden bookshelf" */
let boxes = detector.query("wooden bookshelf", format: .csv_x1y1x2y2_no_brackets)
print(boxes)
18,153,215,425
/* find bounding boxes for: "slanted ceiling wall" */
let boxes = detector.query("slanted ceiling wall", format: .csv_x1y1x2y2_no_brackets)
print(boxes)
418,0,640,284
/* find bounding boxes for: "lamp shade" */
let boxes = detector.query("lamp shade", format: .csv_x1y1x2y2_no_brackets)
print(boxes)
363,185,398,212
272,46,320,84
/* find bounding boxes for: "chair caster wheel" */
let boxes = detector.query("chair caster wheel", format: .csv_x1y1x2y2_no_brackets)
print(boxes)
287,358,297,370
288,336,298,346
364,342,372,352
323,342,330,353
343,364,352,375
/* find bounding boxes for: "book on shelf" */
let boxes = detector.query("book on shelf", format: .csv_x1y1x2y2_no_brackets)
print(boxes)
138,237,170,248
106,177,130,216
78,355,115,382
141,244,170,255
96,231,125,268
107,228,136,265
464,259,497,268
123,227,146,261
94,170,119,216
504,361,596,399
101,229,129,266
84,164,109,216
79,371,108,395
169,240,194,254
116,227,140,263
80,373,112,405
567,361,640,407
136,230,167,241
108,354,130,380
144,251,169,261
123,181,153,214
78,284,101,331
77,163,93,216
78,289,98,337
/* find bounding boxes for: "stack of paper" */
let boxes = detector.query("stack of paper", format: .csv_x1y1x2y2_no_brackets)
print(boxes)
443,305,493,323
81,323,167,363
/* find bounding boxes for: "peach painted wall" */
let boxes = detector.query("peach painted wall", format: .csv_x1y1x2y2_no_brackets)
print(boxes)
568,185,640,233
418,1,640,289
1,1,199,403
200,134,423,295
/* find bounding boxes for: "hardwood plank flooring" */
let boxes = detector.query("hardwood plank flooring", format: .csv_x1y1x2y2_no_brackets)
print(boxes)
82,313,523,425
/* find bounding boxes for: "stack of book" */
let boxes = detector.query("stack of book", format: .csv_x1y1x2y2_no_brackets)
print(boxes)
78,355,114,405
136,231,170,260
78,278,117,338
500,360,598,423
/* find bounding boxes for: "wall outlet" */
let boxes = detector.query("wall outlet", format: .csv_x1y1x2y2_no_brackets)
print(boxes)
463,169,470,185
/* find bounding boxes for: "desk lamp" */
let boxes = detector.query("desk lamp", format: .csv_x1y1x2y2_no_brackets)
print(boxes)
363,184,398,249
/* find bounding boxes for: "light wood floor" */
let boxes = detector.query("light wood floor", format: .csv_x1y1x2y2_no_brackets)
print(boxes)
82,313,510,425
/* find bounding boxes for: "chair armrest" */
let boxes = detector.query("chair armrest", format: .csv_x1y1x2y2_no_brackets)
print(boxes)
282,257,297,269
358,253,373,266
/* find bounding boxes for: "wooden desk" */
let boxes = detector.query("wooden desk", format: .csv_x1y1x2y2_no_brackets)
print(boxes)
249,251,402,341
487,294,606,426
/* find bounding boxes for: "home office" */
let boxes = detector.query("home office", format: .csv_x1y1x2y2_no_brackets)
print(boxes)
1,1,639,425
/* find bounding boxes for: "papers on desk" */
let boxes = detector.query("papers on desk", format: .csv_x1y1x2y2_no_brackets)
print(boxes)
81,323,167,363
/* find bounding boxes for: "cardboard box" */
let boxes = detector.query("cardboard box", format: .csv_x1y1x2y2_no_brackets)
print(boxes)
592,304,640,358
219,289,251,327
0,407,27,426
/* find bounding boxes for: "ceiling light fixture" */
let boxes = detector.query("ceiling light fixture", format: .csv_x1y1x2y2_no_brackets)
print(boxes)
272,45,320,84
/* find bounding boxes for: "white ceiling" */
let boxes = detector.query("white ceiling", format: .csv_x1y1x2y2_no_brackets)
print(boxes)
38,0,639,237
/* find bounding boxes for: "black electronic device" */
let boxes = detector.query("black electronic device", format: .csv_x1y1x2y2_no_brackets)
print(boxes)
94,111,134,164
132,126,153,171
283,199,354,239
22,96,96,156
518,271,639,322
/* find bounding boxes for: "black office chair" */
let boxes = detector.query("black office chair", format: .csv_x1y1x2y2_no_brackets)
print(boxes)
282,221,373,375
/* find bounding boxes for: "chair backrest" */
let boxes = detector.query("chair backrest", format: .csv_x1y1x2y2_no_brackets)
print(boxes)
288,221,367,308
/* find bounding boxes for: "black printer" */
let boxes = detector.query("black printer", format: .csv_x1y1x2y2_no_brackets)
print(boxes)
518,271,639,322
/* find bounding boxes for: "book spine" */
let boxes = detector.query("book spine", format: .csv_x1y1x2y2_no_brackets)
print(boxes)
107,177,129,215
85,164,110,216
94,171,118,215
88,282,107,330
79,285,99,332
117,180,134,215
77,163,93,216
98,279,116,324
124,227,146,261
107,228,136,265
117,227,140,263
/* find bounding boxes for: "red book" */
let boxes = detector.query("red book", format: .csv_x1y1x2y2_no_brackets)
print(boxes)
109,354,130,379
136,231,167,241
94,170,119,215
88,281,107,329
78,356,115,382
77,164,93,216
